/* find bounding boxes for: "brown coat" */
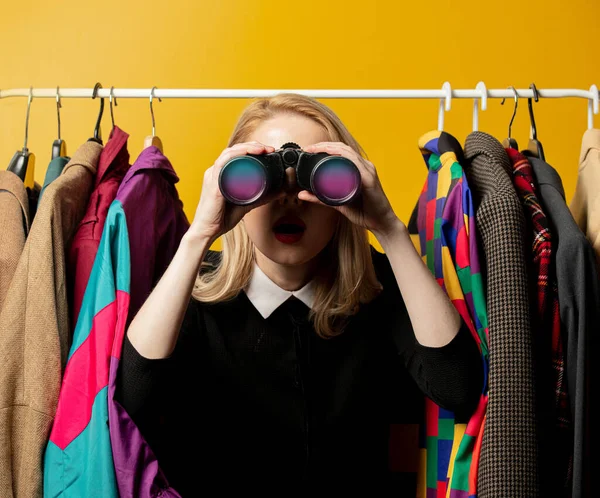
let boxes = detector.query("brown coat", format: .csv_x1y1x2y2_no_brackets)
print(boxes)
0,171,31,311
570,129,600,266
463,132,539,497
0,141,101,498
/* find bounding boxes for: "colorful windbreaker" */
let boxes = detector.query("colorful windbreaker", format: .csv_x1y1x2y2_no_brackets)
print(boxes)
44,146,189,497
414,131,489,498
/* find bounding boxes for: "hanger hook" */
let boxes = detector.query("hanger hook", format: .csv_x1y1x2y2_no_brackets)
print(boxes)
588,84,599,130
501,86,519,139
92,82,104,141
150,86,162,137
109,86,117,131
24,86,34,150
473,81,488,132
528,83,540,140
56,86,62,141
438,82,452,131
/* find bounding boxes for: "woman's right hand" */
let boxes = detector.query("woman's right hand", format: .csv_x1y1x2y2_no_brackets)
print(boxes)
189,141,286,242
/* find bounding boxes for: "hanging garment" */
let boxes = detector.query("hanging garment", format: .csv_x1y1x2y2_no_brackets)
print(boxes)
27,182,41,223
0,142,101,498
526,154,597,498
0,171,31,311
463,132,540,497
569,129,600,266
68,125,130,331
45,146,189,498
507,148,571,496
411,130,489,498
38,156,69,207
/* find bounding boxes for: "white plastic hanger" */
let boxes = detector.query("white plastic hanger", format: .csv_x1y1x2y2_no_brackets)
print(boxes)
437,82,452,132
587,84,599,130
473,81,488,132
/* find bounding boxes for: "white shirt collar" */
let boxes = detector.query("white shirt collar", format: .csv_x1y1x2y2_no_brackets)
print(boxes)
244,261,316,319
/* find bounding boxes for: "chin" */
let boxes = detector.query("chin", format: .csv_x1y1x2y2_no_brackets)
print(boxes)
262,243,314,266
256,232,327,266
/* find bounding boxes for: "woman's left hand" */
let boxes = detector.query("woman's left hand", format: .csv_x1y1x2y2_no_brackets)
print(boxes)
299,142,402,237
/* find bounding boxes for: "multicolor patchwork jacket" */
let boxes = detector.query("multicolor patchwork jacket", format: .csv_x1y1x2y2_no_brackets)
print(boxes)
413,130,489,498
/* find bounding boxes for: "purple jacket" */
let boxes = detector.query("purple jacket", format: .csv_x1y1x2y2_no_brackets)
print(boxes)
45,145,189,497
109,146,190,497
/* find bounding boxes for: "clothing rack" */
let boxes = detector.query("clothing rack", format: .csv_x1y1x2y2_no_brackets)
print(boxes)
1,84,599,129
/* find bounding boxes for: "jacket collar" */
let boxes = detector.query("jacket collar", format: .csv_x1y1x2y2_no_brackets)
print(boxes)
95,125,130,186
244,260,316,319
0,170,30,231
62,140,102,177
464,131,513,178
579,128,600,165
525,155,566,200
123,146,179,185
418,130,465,171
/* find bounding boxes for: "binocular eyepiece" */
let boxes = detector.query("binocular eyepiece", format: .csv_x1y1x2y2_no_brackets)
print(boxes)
218,142,361,206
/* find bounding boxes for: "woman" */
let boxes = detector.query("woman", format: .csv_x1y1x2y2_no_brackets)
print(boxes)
116,93,483,496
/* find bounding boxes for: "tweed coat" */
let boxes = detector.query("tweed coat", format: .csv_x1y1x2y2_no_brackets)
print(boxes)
0,171,31,311
0,141,101,498
463,132,540,497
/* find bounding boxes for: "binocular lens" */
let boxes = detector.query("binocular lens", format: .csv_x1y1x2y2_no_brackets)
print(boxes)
312,157,361,203
219,156,266,203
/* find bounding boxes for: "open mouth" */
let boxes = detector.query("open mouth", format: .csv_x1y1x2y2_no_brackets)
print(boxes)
272,215,306,242
273,223,305,234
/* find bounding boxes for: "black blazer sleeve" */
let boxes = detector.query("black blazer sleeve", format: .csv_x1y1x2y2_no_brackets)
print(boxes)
370,245,483,420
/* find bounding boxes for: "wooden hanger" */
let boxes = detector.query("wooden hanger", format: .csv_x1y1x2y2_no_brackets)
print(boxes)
7,87,35,189
501,86,519,150
144,86,163,153
144,135,163,152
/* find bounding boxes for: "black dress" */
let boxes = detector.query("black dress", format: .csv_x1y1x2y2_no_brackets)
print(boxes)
115,246,483,496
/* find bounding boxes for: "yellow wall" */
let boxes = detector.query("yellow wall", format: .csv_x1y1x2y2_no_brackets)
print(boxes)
1,0,598,252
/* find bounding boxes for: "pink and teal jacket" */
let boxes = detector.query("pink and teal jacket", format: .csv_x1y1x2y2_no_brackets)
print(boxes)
44,146,189,497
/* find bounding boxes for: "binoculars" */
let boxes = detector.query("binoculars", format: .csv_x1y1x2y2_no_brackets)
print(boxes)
218,142,361,206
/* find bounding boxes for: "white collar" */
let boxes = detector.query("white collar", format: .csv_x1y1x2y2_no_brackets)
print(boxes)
244,261,316,319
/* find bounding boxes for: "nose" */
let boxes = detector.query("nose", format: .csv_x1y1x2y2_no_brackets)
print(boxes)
278,167,303,205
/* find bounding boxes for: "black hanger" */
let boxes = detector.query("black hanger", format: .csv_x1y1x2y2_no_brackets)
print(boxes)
524,83,545,161
51,86,67,159
7,86,36,188
88,82,104,145
501,86,519,150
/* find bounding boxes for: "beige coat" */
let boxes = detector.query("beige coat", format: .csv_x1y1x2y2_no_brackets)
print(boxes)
0,141,101,498
0,171,31,311
570,128,600,265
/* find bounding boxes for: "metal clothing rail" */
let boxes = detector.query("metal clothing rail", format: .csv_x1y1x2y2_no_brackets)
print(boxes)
1,83,599,129
0,85,599,100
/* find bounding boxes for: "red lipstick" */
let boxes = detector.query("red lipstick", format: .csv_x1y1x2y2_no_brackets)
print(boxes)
272,214,306,244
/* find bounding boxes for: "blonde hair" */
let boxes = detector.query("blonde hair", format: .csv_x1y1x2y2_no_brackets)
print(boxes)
192,93,383,338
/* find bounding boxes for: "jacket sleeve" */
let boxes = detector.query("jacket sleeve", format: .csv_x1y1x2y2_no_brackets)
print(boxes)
371,246,483,420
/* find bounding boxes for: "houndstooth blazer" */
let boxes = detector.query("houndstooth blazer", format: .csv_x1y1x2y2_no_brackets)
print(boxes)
463,132,540,497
